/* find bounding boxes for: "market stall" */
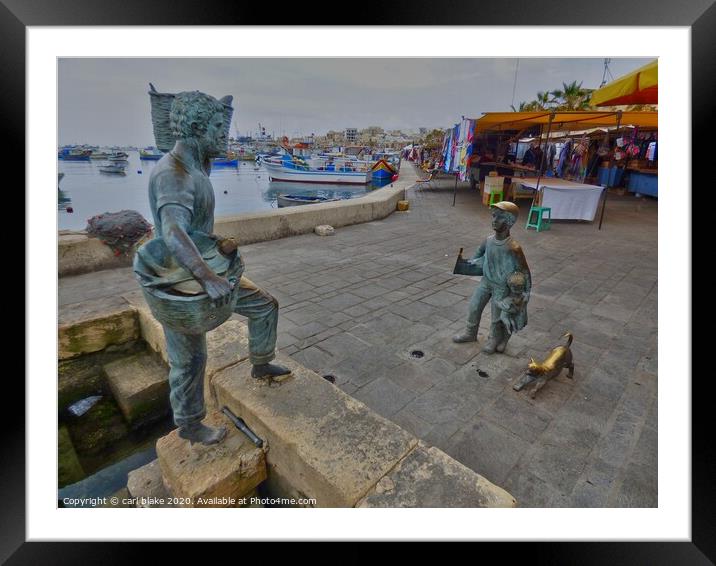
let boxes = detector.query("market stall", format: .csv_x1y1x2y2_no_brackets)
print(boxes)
590,61,658,199
471,110,658,227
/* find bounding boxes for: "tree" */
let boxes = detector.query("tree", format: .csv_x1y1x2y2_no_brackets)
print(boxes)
422,128,447,150
551,81,594,110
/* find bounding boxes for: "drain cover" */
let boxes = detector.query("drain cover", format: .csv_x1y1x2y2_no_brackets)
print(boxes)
410,350,425,359
322,374,336,383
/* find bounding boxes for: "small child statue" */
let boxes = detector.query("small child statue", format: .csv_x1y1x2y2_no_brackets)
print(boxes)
495,271,529,336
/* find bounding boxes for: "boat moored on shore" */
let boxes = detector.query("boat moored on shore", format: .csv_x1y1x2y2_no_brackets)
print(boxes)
263,154,370,185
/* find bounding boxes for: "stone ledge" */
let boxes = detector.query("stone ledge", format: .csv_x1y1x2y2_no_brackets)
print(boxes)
58,232,133,277
59,184,406,277
214,357,418,507
59,296,139,360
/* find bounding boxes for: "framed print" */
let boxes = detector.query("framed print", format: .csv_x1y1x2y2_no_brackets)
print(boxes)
9,0,710,561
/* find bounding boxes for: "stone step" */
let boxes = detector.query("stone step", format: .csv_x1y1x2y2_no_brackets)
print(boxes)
103,352,170,426
59,296,139,360
126,459,175,507
155,412,266,507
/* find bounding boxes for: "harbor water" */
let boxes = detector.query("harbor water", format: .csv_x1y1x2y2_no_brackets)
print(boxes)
58,151,378,231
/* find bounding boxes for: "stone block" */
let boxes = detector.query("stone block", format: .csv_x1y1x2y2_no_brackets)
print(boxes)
126,459,174,507
213,357,418,507
156,412,267,507
103,352,170,426
357,442,516,507
314,225,335,236
59,296,139,360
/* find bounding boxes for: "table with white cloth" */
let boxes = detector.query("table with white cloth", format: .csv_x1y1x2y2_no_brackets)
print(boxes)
517,178,605,221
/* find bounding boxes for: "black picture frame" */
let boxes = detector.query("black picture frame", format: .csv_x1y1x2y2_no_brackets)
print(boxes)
10,0,708,561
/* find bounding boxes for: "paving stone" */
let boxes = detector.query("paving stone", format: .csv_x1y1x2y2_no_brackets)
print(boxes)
502,469,571,508
357,442,516,508
352,377,417,419
444,418,531,487
480,393,554,443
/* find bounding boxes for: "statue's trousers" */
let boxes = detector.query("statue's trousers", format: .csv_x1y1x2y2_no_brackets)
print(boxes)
164,276,279,427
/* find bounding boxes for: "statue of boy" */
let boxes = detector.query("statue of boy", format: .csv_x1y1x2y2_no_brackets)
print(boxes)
452,201,531,354
143,91,290,445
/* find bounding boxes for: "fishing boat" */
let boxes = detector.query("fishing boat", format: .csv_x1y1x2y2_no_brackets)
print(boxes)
276,194,340,207
211,151,239,167
367,158,399,183
99,163,127,175
107,152,129,164
58,147,92,161
139,146,164,160
263,154,370,185
90,151,110,160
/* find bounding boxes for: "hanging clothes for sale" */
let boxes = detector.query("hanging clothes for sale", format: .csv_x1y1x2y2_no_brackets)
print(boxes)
556,138,572,178
457,119,475,181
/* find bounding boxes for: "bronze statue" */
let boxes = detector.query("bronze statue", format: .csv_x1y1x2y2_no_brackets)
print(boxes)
453,201,531,354
514,332,575,398
134,89,290,446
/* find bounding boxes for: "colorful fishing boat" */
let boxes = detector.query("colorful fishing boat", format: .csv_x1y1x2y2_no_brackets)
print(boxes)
368,158,399,182
139,147,164,160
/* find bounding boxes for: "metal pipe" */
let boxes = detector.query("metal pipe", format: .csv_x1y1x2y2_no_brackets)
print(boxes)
221,406,264,448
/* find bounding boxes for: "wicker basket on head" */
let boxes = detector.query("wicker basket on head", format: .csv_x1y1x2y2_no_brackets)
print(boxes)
148,83,234,154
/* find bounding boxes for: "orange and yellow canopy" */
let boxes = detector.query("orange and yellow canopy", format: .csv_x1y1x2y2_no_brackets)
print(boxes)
473,110,657,134
589,60,658,107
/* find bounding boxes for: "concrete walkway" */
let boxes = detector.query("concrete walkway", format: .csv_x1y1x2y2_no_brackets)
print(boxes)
59,163,657,507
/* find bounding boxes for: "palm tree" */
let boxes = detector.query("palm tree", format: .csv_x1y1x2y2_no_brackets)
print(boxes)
511,101,537,112
552,81,594,110
534,91,553,110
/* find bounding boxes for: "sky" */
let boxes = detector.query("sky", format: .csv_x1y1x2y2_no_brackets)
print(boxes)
58,57,653,146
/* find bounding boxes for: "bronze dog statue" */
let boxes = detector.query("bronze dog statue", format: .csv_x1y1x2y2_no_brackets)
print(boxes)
514,332,574,398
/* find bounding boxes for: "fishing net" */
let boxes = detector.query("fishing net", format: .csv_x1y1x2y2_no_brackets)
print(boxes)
86,210,153,256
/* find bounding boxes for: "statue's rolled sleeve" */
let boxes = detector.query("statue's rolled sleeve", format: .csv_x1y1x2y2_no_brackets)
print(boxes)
155,182,195,220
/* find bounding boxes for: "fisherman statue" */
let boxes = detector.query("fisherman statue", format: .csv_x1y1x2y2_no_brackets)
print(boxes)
452,201,531,354
134,89,290,446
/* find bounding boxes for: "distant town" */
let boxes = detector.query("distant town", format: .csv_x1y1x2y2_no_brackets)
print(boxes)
62,126,437,154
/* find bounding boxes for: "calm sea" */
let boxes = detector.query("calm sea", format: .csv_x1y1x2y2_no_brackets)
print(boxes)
58,151,376,231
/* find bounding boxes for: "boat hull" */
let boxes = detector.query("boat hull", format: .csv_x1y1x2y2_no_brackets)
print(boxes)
277,195,339,207
264,162,368,185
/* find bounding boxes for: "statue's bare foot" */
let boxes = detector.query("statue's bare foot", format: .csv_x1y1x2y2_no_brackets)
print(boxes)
495,338,510,353
452,331,478,344
178,422,227,445
252,363,291,379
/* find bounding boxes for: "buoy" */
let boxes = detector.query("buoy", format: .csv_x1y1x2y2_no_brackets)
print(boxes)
66,206,74,213
224,190,228,194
